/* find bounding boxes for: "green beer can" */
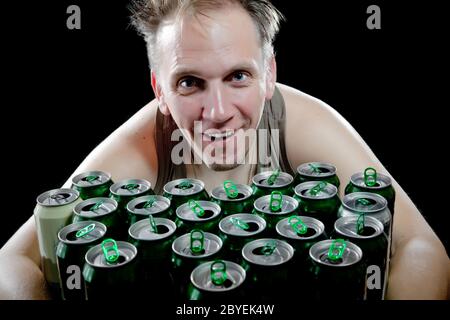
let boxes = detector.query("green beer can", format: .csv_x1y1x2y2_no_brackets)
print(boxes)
308,239,366,300
34,188,82,298
218,214,267,263
72,197,121,239
251,169,294,198
83,239,138,300
127,195,173,226
293,181,341,234
211,181,254,215
128,217,177,299
56,221,107,300
241,239,294,300
295,162,340,190
163,178,210,210
333,215,389,300
187,260,246,301
345,167,396,214
253,192,299,236
175,200,222,234
71,170,113,200
171,230,223,298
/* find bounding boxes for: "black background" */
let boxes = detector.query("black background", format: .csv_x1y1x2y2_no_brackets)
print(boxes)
2,0,447,253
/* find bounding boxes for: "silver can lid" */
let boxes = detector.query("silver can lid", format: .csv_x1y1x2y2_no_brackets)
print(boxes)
71,171,112,188
211,184,253,202
309,239,362,267
342,192,387,213
128,218,176,241
294,181,337,200
242,239,294,266
275,216,325,240
253,195,298,215
219,214,266,237
176,201,221,222
110,179,152,196
127,195,171,216
334,215,384,240
85,241,137,268
172,232,222,259
37,188,80,207
163,178,205,196
190,260,246,292
252,171,293,188
73,197,117,218
350,171,392,190
58,221,107,245
297,162,337,178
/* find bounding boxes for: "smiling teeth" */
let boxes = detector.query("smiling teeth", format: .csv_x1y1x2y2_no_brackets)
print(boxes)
204,130,234,139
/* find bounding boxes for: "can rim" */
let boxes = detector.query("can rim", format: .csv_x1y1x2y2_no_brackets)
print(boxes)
253,195,298,215
219,213,266,237
71,170,112,187
109,179,152,196
128,217,177,241
126,195,171,215
309,239,363,267
350,172,392,190
172,232,222,259
275,216,325,240
334,215,384,239
176,201,221,222
36,188,80,207
342,192,387,214
58,221,107,245
73,197,118,218
242,238,294,266
190,260,246,292
163,178,205,196
251,171,293,188
294,181,337,200
297,162,337,178
211,184,253,202
84,241,138,269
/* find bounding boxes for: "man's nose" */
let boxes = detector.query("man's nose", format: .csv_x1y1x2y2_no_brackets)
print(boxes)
202,83,234,124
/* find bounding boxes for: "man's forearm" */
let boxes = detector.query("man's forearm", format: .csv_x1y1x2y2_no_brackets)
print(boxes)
386,236,449,299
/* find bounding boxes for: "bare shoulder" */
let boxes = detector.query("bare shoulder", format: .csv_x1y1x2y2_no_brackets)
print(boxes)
63,99,160,187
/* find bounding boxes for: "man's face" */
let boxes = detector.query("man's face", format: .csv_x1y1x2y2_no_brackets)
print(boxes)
152,4,276,170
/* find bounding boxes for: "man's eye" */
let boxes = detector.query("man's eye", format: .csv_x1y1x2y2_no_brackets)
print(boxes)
179,77,198,89
232,72,248,82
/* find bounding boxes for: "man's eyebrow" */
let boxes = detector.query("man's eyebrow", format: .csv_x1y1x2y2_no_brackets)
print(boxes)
171,62,258,80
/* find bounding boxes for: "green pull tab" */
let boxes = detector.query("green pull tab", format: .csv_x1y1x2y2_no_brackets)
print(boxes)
189,199,205,217
76,223,96,238
223,180,239,199
125,183,139,191
328,239,346,261
230,217,250,230
288,216,307,235
149,215,158,233
309,181,327,196
269,191,283,212
190,229,204,254
85,175,99,182
211,260,227,286
267,169,280,185
309,163,321,174
356,214,365,235
102,239,119,263
356,198,371,206
178,180,192,190
364,167,377,187
261,240,277,256
143,197,156,208
91,200,104,211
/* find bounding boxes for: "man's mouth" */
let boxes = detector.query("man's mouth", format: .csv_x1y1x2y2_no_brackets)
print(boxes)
203,130,236,142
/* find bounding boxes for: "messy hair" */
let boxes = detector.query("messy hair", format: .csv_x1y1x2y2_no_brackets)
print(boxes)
129,0,284,71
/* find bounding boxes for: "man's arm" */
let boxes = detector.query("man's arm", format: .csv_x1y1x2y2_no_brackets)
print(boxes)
281,83,449,299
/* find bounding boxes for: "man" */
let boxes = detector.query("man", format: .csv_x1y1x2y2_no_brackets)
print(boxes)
0,0,448,299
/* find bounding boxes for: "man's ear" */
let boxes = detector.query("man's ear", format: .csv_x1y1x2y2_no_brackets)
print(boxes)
265,55,277,100
151,70,171,116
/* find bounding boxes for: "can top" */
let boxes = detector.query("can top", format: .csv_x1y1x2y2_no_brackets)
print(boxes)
110,179,152,196
37,188,80,207
127,195,171,215
294,181,337,200
252,171,293,188
163,178,205,196
275,216,325,241
129,217,176,241
172,232,222,259
350,171,392,190
73,197,117,218
309,239,362,267
85,241,137,268
242,239,294,266
211,184,252,202
219,213,266,237
190,260,246,292
253,195,298,215
176,201,221,222
71,170,112,188
297,162,337,178
58,221,107,245
334,215,384,240
342,192,387,214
